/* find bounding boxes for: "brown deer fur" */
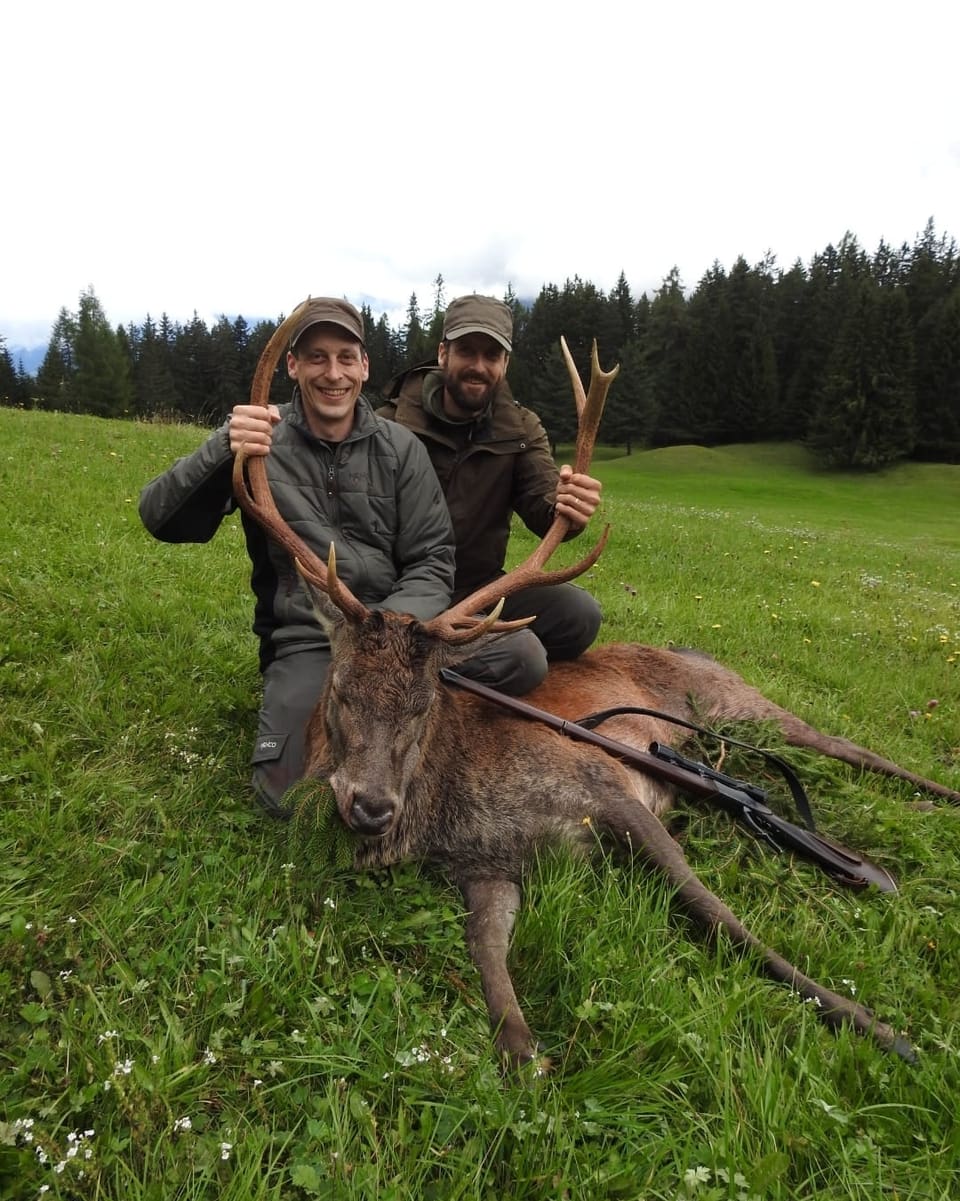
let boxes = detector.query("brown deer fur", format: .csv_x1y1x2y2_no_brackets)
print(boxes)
296,598,957,1069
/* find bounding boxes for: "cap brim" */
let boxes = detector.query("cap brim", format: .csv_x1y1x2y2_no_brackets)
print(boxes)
291,319,365,348
443,324,512,352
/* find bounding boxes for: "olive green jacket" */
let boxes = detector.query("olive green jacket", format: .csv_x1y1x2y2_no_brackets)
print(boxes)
378,366,576,600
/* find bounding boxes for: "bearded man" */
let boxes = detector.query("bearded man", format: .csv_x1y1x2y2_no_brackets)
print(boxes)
379,294,603,694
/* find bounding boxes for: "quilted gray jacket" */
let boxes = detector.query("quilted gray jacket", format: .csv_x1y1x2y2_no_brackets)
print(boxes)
139,392,455,668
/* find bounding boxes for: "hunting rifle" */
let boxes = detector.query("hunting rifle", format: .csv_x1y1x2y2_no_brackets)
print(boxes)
440,669,897,893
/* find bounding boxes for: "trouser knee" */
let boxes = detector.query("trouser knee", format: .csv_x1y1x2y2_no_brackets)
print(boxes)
520,584,602,661
250,650,330,816
541,588,602,660
456,629,548,696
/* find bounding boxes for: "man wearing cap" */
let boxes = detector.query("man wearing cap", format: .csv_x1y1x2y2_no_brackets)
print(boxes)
379,294,603,695
140,298,455,816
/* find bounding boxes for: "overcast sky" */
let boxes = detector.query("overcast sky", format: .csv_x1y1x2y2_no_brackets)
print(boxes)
3,0,958,350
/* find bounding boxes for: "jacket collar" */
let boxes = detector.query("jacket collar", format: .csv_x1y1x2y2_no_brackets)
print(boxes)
392,366,529,447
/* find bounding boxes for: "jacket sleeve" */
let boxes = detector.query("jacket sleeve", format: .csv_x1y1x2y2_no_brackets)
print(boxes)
374,434,455,621
510,412,580,543
138,422,237,543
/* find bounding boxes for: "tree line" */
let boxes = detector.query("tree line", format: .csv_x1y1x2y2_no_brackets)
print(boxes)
2,220,958,469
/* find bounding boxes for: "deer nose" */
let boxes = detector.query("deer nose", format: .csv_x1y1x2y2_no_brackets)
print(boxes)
349,793,396,836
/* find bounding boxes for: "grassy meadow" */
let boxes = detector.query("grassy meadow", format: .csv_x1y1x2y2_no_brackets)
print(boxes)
1,407,959,1200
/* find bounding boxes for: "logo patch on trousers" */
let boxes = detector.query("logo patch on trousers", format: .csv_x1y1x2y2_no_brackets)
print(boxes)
252,732,289,763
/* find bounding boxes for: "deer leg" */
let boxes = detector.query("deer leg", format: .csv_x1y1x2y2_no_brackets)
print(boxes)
670,647,959,804
460,877,548,1072
772,711,960,805
596,794,917,1062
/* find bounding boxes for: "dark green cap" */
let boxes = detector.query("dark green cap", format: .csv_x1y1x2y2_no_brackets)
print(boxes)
442,295,513,351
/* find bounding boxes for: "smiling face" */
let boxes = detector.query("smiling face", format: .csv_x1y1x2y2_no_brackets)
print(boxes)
437,332,510,418
287,324,369,440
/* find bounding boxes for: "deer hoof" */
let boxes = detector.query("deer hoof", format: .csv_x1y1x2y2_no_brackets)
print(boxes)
890,1034,919,1065
499,1039,552,1078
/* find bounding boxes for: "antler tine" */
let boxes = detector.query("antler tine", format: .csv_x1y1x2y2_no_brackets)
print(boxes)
569,337,619,476
423,336,618,643
231,300,369,622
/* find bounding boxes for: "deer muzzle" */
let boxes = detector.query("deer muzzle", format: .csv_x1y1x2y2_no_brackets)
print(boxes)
347,790,397,837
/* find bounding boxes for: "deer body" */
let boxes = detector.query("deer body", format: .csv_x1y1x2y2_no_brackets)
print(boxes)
234,308,953,1069
298,604,955,1067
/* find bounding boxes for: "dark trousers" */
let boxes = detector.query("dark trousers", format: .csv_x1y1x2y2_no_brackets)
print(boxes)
250,650,331,816
451,581,602,693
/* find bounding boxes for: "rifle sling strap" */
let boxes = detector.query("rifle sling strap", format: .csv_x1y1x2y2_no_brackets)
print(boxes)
572,705,819,832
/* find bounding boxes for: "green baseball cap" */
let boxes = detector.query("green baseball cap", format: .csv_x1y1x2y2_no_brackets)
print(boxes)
442,295,513,351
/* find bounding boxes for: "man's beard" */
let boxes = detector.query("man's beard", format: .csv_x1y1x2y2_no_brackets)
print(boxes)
443,369,498,414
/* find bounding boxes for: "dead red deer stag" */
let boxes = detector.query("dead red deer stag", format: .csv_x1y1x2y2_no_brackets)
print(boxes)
234,303,957,1068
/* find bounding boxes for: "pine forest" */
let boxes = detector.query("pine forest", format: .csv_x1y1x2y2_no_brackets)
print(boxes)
2,221,958,470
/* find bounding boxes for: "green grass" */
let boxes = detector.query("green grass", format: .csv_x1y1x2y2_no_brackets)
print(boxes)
2,410,959,1200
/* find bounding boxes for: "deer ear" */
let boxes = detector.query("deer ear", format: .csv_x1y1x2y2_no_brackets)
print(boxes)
435,629,513,670
301,577,344,637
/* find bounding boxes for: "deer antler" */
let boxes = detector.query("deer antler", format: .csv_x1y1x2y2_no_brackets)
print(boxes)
231,301,370,622
422,337,619,643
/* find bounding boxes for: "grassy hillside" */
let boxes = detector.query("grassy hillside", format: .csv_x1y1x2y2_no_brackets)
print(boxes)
2,409,959,1200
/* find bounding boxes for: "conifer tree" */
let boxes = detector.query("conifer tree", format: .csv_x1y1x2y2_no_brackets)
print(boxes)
208,314,248,421
364,310,399,394
36,308,77,411
601,337,658,454
724,255,778,441
172,313,216,422
913,287,960,461
645,268,692,445
0,338,21,407
401,293,429,364
425,274,446,347
68,288,135,417
526,342,578,453
771,259,809,438
806,278,915,468
683,262,730,443
133,315,179,417
608,271,637,352
503,283,529,352
247,319,289,409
